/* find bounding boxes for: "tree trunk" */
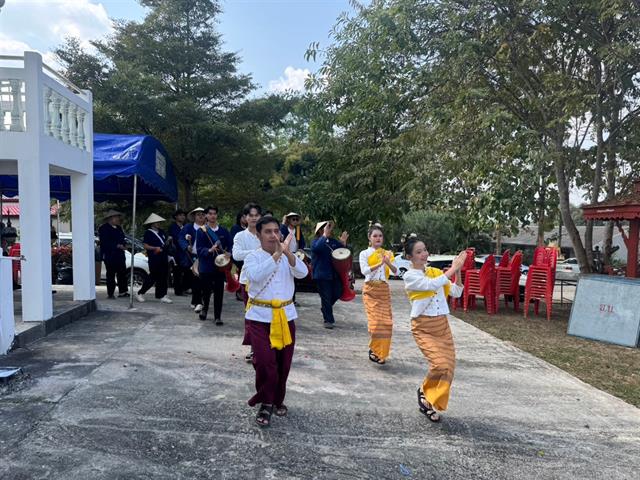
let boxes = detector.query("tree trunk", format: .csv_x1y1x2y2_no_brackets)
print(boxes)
602,92,619,267
552,137,590,272
179,177,194,208
585,58,604,267
495,228,502,255
537,176,545,246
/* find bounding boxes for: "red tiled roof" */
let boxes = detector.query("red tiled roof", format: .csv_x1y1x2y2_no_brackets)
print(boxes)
1,203,59,216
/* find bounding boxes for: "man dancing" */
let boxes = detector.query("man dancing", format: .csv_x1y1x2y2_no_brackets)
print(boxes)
243,216,308,427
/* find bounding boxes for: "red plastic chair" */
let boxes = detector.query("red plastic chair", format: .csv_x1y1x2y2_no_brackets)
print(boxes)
495,250,522,312
463,253,497,314
524,247,557,321
8,243,21,285
498,250,510,268
450,248,476,311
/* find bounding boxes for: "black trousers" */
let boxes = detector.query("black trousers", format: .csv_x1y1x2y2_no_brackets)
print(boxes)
139,262,168,298
105,260,128,297
172,264,192,295
315,279,343,324
200,271,225,319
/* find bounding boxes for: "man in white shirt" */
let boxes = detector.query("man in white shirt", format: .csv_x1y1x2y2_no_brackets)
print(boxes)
232,203,262,360
243,216,308,427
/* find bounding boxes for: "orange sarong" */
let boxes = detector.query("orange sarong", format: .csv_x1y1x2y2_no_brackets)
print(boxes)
363,281,393,361
411,314,455,411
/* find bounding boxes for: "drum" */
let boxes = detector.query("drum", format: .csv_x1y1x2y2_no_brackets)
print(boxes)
331,248,356,301
214,254,240,293
295,250,312,279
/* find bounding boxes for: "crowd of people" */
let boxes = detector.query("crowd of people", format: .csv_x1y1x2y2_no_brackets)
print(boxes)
97,204,468,427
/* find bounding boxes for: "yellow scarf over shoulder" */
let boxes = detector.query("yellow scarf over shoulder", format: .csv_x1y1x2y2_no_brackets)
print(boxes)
367,248,394,280
406,267,451,301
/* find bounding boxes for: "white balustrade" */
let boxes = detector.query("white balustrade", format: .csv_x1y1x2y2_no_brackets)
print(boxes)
0,79,25,132
42,86,89,151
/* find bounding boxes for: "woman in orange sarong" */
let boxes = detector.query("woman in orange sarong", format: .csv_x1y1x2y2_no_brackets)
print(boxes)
358,224,397,365
402,237,466,422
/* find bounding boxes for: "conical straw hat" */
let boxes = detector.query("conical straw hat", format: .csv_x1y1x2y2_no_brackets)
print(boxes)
315,220,330,234
143,213,166,225
103,209,123,220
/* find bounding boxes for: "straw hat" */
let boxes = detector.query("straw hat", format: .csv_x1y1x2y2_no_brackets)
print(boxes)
285,212,301,219
143,213,166,225
315,220,330,234
103,209,123,220
188,207,205,216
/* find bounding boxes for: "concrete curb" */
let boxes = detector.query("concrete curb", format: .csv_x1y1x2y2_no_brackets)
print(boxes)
14,300,96,349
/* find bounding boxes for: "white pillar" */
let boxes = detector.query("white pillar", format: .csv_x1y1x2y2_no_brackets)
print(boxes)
19,51,53,321
0,253,15,355
70,172,95,300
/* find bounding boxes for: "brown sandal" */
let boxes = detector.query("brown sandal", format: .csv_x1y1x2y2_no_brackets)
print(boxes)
255,404,273,427
275,405,288,417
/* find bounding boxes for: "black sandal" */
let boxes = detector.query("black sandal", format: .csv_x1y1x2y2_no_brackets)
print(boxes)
368,349,386,365
417,388,441,422
256,404,273,427
275,405,288,417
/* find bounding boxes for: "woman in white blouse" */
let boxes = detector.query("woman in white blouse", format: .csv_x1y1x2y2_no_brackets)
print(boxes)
402,238,466,422
358,224,397,365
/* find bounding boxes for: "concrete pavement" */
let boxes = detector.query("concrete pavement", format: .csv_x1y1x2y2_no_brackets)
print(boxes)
1,284,638,479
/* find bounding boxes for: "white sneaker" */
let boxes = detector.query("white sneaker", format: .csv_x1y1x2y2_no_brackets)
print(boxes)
135,294,145,303
194,304,203,313
160,296,173,304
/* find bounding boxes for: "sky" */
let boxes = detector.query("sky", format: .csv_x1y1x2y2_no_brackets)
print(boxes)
0,0,357,93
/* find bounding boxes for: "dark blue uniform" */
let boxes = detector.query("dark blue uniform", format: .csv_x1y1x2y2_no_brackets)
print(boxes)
311,236,344,325
98,222,128,297
178,223,203,307
169,222,189,295
280,224,305,251
138,228,169,299
196,224,232,321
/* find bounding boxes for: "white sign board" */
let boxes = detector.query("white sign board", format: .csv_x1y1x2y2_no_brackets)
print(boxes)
155,150,167,179
568,275,640,347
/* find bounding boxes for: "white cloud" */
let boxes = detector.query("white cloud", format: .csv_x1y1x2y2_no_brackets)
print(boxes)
268,66,310,93
0,0,112,60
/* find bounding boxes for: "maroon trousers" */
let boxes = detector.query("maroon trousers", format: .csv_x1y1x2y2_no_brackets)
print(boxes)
246,319,296,407
242,286,251,345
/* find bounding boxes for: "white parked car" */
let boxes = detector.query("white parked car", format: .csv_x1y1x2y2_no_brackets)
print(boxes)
101,250,150,287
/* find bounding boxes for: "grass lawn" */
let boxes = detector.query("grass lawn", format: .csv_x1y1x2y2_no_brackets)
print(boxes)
454,302,640,408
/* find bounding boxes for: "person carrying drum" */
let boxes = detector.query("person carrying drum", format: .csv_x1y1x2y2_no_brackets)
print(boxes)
358,223,397,365
243,216,308,427
311,220,348,329
402,237,466,422
195,206,232,324
280,212,305,305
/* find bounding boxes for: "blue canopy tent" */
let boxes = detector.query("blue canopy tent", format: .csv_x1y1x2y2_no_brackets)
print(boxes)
0,133,178,202
0,133,178,308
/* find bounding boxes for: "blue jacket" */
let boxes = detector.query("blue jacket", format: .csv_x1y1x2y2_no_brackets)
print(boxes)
169,222,186,264
143,228,169,269
177,223,199,267
311,236,343,280
280,224,305,251
196,225,232,275
98,223,126,265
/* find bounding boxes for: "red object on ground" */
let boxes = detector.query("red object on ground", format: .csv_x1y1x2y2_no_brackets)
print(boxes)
524,246,557,321
8,243,20,284
450,248,476,311
495,250,522,312
463,253,497,314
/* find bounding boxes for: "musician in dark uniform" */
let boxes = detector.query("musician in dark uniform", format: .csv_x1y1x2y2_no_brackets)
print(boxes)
169,209,189,296
136,213,173,304
280,212,306,305
98,210,129,299
178,207,205,312
311,221,349,329
196,206,232,324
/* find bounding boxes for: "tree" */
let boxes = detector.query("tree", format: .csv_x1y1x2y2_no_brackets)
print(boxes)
56,0,254,207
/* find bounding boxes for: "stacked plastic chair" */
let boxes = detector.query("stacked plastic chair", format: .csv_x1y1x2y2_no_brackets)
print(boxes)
524,246,558,321
495,250,522,312
498,250,510,268
450,248,476,311
463,253,497,314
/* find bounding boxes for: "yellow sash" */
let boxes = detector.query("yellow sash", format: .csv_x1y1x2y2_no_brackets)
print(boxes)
368,248,394,280
247,298,294,350
406,267,450,300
